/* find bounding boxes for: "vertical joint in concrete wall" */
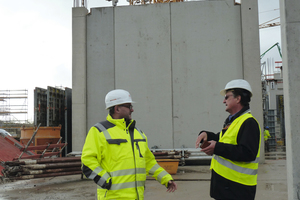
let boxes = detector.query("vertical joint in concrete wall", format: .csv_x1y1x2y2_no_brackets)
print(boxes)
169,3,174,148
113,8,116,89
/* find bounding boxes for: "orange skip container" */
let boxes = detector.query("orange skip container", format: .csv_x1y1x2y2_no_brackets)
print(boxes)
156,159,180,175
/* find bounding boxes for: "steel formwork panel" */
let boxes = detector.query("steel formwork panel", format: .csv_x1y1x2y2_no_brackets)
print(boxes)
267,109,276,146
34,87,47,126
46,86,65,127
64,88,72,155
33,86,72,156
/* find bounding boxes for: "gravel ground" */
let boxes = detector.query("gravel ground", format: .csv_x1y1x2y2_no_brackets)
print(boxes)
0,159,287,200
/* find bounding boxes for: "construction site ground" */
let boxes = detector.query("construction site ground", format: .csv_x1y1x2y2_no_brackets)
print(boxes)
0,157,287,200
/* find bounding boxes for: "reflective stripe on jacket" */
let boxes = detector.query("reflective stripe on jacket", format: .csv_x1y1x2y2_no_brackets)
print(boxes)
81,114,173,200
210,113,261,186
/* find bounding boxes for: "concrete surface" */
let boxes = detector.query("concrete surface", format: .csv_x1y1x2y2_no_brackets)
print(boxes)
0,159,287,200
73,0,263,152
280,0,300,198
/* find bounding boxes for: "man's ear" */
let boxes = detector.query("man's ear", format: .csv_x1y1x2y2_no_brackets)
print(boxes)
236,95,241,104
114,105,119,113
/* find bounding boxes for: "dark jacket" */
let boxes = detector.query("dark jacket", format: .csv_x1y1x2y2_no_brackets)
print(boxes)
200,105,260,200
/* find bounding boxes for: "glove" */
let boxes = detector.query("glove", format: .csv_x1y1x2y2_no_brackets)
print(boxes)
102,178,112,190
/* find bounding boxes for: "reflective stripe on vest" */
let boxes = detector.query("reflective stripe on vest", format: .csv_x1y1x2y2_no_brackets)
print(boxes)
85,165,110,187
94,122,146,144
94,122,127,144
149,163,169,183
110,168,146,177
213,155,259,175
108,168,146,190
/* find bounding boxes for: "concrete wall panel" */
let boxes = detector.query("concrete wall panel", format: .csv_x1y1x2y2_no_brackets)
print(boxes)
114,4,173,148
86,8,115,129
171,1,243,147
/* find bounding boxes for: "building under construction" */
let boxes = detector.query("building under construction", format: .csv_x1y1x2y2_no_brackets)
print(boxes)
0,87,72,155
261,60,285,149
0,87,73,177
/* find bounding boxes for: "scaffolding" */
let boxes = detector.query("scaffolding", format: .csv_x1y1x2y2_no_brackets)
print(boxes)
0,89,28,125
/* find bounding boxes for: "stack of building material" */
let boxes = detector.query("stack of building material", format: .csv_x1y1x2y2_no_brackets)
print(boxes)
151,148,212,166
0,131,36,176
151,150,190,159
152,150,183,159
2,157,82,180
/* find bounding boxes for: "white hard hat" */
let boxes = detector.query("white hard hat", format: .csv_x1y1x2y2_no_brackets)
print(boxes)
220,79,252,97
105,89,135,109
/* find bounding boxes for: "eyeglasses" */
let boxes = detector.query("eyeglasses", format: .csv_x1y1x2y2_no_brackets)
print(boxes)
224,94,234,100
119,104,133,110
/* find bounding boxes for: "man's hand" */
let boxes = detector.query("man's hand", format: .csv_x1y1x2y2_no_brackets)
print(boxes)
195,132,208,148
200,140,216,156
167,180,177,193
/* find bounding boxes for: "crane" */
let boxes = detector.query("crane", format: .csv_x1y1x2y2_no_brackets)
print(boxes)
260,42,282,60
259,17,280,29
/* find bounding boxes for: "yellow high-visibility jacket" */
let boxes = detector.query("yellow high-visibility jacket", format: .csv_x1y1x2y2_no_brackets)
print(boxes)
210,113,261,186
264,130,271,141
81,114,173,200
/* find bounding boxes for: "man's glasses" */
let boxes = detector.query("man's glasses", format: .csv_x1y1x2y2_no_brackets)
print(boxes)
224,94,234,100
119,104,133,109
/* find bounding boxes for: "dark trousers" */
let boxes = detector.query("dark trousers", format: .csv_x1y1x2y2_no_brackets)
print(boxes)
265,140,269,152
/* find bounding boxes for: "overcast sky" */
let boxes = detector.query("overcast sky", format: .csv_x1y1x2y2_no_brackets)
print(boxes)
0,0,281,122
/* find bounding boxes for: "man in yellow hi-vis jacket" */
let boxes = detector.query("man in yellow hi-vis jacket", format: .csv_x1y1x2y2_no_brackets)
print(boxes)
81,89,177,200
264,126,271,152
195,79,261,200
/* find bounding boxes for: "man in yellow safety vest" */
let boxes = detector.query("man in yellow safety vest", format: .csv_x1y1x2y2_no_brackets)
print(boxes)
264,126,271,152
81,89,177,200
195,79,261,200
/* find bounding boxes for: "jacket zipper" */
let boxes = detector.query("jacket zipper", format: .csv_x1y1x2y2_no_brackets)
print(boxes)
129,126,139,200
135,142,143,157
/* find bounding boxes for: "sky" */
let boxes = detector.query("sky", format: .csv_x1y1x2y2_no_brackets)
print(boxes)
0,0,281,123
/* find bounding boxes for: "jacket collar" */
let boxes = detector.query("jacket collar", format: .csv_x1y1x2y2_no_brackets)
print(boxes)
106,114,135,129
224,105,250,127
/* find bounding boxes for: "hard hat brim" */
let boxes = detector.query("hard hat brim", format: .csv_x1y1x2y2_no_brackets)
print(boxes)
106,101,136,110
220,88,253,97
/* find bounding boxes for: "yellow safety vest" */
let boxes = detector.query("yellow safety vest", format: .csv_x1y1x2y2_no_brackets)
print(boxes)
81,114,172,200
210,113,261,186
264,130,271,141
